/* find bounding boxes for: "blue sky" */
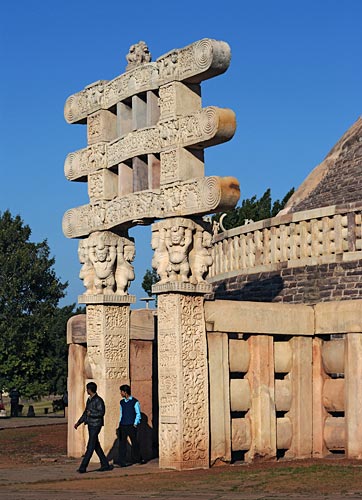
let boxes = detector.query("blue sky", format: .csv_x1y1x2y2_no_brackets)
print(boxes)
1,0,361,307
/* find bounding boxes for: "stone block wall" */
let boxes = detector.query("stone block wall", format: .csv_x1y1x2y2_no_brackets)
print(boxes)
212,260,362,304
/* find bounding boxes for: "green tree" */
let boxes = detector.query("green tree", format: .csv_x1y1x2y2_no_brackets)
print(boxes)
46,305,84,395
141,268,159,305
213,187,295,231
0,210,71,398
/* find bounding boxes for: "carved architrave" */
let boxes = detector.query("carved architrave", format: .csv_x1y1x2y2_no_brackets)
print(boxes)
64,39,231,124
64,107,235,181
158,294,209,469
63,176,240,238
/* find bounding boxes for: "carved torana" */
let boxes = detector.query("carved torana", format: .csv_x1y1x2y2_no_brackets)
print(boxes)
63,37,239,470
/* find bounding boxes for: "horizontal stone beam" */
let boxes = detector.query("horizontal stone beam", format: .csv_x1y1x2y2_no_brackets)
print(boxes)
63,176,240,238
205,300,314,335
315,300,362,334
64,107,236,181
64,39,231,124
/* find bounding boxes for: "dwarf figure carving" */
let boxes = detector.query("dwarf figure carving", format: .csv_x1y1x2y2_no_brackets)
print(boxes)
88,232,117,294
189,229,213,284
115,242,135,294
78,239,95,293
151,227,169,284
165,224,193,282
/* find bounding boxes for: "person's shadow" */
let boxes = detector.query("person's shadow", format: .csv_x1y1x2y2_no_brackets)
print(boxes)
107,412,154,463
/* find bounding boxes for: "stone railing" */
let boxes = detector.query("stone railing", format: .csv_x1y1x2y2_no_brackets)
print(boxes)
209,202,362,280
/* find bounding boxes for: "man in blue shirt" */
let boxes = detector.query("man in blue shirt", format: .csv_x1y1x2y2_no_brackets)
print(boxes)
115,384,145,467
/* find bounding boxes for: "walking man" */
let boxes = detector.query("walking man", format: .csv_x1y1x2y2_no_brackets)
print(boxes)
74,382,113,473
115,384,145,467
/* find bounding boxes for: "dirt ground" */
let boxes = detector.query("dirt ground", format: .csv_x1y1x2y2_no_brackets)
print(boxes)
2,424,362,499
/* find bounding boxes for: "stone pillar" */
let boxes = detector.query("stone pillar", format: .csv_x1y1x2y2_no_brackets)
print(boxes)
208,332,231,464
67,343,87,457
66,314,87,458
285,336,313,459
152,217,213,470
245,335,276,462
157,292,209,470
312,337,329,457
81,296,135,457
345,333,362,458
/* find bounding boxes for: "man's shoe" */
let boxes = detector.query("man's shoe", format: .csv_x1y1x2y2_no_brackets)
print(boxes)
96,465,114,472
114,461,127,467
77,468,86,474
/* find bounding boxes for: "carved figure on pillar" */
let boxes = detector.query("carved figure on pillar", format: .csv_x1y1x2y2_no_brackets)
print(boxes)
78,239,95,294
78,232,135,296
115,243,135,295
165,224,193,282
89,232,117,293
189,229,213,285
151,228,169,284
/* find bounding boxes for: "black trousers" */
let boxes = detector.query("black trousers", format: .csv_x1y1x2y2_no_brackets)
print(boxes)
118,424,141,464
10,402,18,417
79,425,109,470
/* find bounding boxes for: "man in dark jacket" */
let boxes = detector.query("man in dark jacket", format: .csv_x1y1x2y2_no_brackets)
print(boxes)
74,382,113,473
9,388,20,417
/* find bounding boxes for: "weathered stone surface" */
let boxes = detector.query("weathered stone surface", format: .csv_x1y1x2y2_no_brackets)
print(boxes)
312,338,329,458
63,176,240,238
204,300,314,335
230,379,251,412
208,332,231,464
324,417,345,450
67,314,86,344
130,309,155,340
284,337,313,459
245,335,276,462
281,117,362,213
345,333,362,458
130,339,154,461
67,344,87,458
323,379,344,412
229,339,250,373
315,300,362,334
276,417,293,450
274,342,292,373
64,39,231,124
232,418,251,451
275,380,292,412
321,339,344,374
